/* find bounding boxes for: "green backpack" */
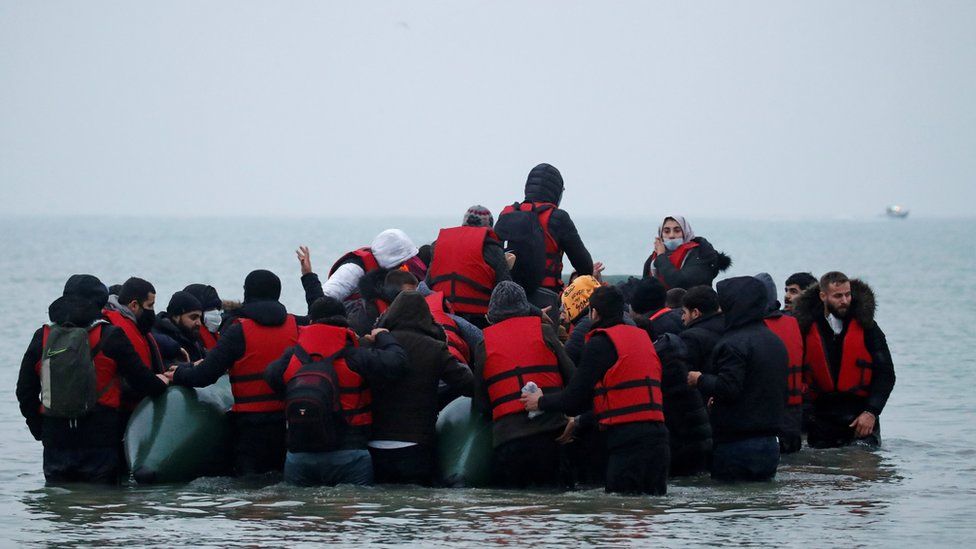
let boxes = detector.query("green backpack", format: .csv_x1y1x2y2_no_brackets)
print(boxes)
40,322,105,419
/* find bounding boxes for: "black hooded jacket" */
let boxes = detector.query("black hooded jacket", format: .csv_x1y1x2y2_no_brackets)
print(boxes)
519,164,594,279
152,313,206,363
642,237,732,289
370,292,474,445
793,279,895,418
697,277,788,443
16,295,168,447
679,312,725,375
654,334,712,462
173,300,294,388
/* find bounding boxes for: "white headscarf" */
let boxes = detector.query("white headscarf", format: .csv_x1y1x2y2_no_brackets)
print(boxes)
657,215,696,243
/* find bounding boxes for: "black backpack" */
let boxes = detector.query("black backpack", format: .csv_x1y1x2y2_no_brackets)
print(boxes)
494,202,553,293
284,347,345,453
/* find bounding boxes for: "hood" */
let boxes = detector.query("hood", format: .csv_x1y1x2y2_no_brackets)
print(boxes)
49,295,102,327
692,236,733,273
183,283,222,311
753,272,780,313
239,300,288,326
379,290,445,340
653,332,689,362
716,277,769,330
657,215,697,243
104,294,138,323
793,278,877,332
371,229,419,269
523,163,564,206
63,274,109,310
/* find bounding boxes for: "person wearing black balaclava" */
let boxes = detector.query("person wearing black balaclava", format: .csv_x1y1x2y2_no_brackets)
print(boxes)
170,269,300,476
102,277,167,410
152,291,207,363
16,274,169,484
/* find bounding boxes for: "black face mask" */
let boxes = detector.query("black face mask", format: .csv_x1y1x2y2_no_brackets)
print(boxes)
137,307,156,333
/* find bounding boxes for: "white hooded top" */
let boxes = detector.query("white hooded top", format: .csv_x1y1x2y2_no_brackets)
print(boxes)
321,229,419,301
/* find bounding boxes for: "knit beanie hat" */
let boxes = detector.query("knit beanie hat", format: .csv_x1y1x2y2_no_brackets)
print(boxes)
630,277,667,315
561,275,602,323
243,269,281,303
167,291,203,316
487,281,532,324
463,205,494,228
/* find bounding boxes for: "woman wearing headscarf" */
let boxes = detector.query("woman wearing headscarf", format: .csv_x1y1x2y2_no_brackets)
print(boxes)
643,216,731,289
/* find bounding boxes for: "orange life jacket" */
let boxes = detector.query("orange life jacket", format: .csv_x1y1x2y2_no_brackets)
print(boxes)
803,319,873,400
499,201,562,290
38,323,121,410
103,309,163,373
482,316,563,421
588,324,665,426
425,292,471,364
283,323,371,427
764,314,805,406
230,314,299,413
427,226,499,315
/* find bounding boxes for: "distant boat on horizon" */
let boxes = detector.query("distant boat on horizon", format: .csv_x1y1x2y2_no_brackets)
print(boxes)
886,205,910,218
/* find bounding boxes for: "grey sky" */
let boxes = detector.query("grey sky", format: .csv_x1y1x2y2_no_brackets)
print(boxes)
2,1,974,218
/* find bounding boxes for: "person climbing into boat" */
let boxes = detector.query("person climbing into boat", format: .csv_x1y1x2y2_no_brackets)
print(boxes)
168,269,299,476
643,215,731,289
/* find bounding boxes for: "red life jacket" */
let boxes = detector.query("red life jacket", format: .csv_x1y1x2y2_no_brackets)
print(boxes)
230,314,299,413
803,320,873,400
648,307,672,322
38,323,121,410
500,201,562,290
427,226,499,315
648,241,700,287
283,323,371,427
103,309,163,374
764,315,805,406
482,316,563,421
588,325,665,427
198,325,219,350
425,292,471,364
328,247,381,302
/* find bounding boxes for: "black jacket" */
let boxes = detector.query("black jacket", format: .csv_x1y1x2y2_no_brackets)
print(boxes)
654,334,712,461
679,312,725,375
370,292,474,445
521,166,593,279
16,296,167,448
173,300,294,388
633,308,685,341
793,279,895,419
471,314,575,448
642,237,731,289
152,313,206,363
264,322,410,450
698,277,788,443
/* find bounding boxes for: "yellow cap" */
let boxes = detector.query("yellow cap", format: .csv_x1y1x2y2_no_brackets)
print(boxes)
561,275,602,322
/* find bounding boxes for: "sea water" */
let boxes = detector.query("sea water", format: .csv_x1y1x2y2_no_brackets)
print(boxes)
1,215,973,546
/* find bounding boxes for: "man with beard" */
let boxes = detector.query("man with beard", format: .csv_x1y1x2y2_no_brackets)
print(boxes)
794,272,896,448
153,291,207,363
103,277,166,411
783,272,817,313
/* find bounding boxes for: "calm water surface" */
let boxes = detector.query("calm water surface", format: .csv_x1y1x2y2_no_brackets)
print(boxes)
1,216,973,546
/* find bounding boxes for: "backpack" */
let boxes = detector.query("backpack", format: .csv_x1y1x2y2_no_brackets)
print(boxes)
284,346,345,453
40,322,104,419
494,202,553,293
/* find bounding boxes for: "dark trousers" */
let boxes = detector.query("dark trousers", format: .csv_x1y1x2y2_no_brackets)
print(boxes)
369,444,436,486
232,413,286,476
490,431,565,489
43,446,120,485
605,433,670,495
711,436,780,482
284,449,373,486
669,443,710,477
807,414,881,449
780,405,803,454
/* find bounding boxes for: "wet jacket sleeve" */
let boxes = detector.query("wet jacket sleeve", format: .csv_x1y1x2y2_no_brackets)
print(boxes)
483,237,513,284
864,323,896,416
550,210,594,276
540,332,615,416
542,324,576,381
438,346,475,399
564,317,592,365
173,323,245,387
345,331,410,382
698,340,746,402
451,313,483,349
470,341,490,420
264,347,294,397
301,272,325,308
15,329,44,440
101,326,168,398
652,247,714,289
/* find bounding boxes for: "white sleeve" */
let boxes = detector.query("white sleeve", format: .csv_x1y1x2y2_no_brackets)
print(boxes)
322,263,365,301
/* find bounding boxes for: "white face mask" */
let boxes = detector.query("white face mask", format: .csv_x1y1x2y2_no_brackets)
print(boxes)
664,238,683,252
203,310,223,332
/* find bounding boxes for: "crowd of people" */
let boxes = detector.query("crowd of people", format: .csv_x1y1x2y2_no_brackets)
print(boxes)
16,163,897,495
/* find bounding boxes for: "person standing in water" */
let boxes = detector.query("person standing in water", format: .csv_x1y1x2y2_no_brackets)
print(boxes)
643,216,731,289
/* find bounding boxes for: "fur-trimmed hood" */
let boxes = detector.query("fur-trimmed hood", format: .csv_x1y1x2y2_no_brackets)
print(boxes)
793,278,877,332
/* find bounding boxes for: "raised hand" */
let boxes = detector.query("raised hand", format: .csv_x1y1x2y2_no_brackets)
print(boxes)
296,245,313,275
